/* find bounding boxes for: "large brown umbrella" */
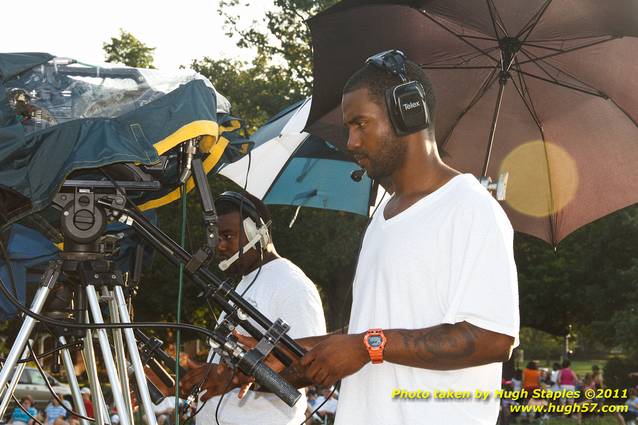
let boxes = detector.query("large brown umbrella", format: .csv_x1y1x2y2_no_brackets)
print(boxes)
305,0,638,245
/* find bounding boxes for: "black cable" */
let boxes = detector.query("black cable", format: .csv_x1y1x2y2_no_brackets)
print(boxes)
6,391,43,425
26,339,95,422
181,363,215,425
98,167,147,217
0,201,232,344
0,270,224,340
300,386,339,425
2,357,43,425
235,149,263,302
214,367,238,425
0,340,83,363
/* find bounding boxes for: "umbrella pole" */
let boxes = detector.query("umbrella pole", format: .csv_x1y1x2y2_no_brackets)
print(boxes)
482,74,508,176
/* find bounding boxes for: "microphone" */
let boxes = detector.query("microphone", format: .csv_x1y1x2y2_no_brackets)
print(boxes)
350,169,365,182
218,225,267,271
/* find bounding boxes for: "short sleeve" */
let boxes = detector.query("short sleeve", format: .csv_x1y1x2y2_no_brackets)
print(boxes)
441,198,520,346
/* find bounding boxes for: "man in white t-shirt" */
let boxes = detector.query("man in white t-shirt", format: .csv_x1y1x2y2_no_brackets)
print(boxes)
180,191,326,425
277,51,519,425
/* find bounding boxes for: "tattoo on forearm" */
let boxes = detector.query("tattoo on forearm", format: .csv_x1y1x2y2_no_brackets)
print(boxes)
400,323,477,362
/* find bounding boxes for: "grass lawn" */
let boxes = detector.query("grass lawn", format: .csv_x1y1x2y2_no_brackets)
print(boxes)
571,360,608,378
532,359,608,379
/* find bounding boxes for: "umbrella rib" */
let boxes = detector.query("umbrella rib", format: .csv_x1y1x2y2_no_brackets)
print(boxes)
509,70,558,245
422,66,497,70
519,47,605,95
487,0,510,37
526,34,616,43
510,68,544,138
439,68,500,150
458,34,498,41
540,133,558,247
518,36,618,65
518,47,580,88
516,0,553,41
520,42,564,52
516,62,544,134
608,97,638,128
486,0,505,39
515,69,605,98
421,46,500,67
418,9,500,64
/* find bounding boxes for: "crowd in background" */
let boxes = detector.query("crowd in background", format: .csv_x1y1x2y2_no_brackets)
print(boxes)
499,361,638,424
3,390,195,425
5,388,93,425
304,386,338,425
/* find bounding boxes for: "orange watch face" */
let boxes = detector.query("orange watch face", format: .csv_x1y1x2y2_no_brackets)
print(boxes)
364,329,386,364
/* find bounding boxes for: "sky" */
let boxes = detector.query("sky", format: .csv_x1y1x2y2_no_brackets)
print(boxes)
0,0,269,70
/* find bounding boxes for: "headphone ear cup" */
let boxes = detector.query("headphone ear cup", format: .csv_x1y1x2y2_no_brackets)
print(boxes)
385,87,402,135
385,82,429,136
243,217,259,244
242,217,271,248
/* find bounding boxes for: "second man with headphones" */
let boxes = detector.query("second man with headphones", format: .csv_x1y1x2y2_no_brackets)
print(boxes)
180,191,326,425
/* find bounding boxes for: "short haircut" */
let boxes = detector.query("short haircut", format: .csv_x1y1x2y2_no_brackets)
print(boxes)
343,59,437,128
215,191,272,234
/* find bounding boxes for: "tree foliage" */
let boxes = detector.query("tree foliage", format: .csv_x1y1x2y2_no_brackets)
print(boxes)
516,206,638,355
187,0,338,132
218,0,338,94
190,56,299,132
103,29,156,68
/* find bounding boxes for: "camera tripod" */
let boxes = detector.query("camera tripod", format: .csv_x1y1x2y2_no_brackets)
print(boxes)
0,185,161,425
1,159,306,422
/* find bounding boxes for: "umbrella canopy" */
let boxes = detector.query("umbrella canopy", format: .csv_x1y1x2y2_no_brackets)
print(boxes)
306,0,638,245
221,98,384,217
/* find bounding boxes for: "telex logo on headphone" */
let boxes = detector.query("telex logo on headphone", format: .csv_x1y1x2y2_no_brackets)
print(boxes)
365,49,430,136
403,101,421,111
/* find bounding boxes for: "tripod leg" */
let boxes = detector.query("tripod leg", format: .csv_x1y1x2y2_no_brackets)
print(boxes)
85,284,131,425
113,286,158,425
0,260,61,394
0,341,32,418
106,288,134,425
59,336,89,425
83,325,110,425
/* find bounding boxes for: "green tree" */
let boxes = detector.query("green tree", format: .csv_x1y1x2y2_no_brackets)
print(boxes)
190,56,299,132
103,29,156,68
515,205,638,355
187,1,339,131
218,0,338,94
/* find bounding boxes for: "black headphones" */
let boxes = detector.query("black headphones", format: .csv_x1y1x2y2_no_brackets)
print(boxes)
365,49,430,136
215,191,271,248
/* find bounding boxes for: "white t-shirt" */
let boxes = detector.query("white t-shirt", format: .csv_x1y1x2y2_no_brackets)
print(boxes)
335,174,519,425
198,258,326,425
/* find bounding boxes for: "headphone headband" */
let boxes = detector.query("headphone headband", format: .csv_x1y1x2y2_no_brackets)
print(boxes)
366,50,408,83
216,191,262,225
